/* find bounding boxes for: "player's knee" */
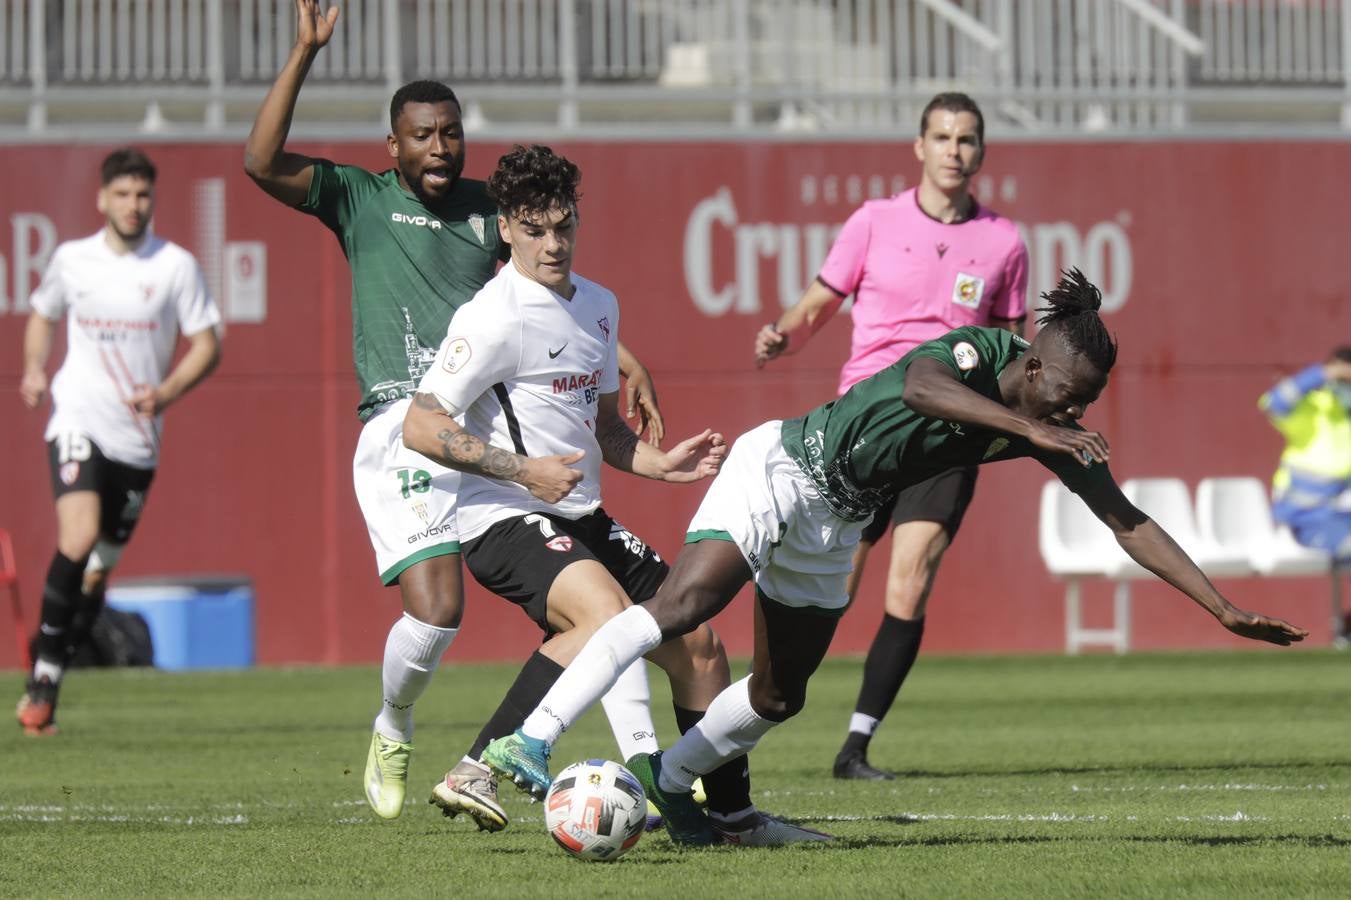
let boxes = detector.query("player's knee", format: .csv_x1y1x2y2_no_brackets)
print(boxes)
676,623,727,676
57,529,99,563
747,675,807,722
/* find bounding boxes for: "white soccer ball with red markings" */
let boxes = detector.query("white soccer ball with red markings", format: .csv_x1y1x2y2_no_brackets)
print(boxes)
544,759,647,861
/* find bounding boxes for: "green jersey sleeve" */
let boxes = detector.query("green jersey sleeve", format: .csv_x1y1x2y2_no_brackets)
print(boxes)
298,160,385,236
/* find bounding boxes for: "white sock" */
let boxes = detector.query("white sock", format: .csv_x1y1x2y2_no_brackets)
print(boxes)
848,712,881,736
33,658,64,684
374,612,457,743
601,659,660,760
658,676,774,794
521,606,663,745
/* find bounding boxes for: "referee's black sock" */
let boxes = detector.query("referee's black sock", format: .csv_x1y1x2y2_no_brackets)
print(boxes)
33,551,87,675
674,704,752,817
467,650,564,760
841,613,926,756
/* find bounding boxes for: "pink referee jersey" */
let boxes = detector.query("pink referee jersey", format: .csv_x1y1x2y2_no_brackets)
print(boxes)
818,187,1028,394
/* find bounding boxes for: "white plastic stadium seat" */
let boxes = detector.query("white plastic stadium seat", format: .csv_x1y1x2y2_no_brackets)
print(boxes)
1195,476,1342,646
1038,481,1133,655
1121,478,1253,579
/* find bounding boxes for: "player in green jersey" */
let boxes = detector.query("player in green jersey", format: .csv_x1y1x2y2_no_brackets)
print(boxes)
486,268,1308,842
244,0,665,822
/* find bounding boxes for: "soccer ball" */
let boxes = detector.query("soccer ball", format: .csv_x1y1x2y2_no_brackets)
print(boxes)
544,759,647,861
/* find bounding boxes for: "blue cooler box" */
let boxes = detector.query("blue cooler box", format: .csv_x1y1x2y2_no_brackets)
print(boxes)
106,576,254,670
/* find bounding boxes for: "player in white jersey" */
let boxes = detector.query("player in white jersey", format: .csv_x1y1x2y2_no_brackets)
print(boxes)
16,147,222,735
407,146,824,846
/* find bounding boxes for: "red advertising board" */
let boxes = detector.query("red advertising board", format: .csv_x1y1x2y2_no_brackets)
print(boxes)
0,139,1344,668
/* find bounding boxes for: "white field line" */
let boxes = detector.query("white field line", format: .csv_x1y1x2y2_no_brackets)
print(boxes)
816,811,1269,824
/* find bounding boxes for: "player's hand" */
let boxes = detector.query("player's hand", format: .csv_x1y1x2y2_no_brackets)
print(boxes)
19,370,48,409
128,384,170,417
295,0,339,51
1324,359,1351,383
1025,421,1110,467
522,450,585,503
659,429,727,483
754,323,788,368
1217,606,1308,646
624,367,664,448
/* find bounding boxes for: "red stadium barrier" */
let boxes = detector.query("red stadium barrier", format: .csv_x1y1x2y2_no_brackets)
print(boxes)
1,140,1345,666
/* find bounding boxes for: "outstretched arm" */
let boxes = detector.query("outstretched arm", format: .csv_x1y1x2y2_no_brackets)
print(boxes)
403,392,583,503
754,278,846,367
594,392,725,482
243,0,340,205
1077,478,1307,646
616,341,663,447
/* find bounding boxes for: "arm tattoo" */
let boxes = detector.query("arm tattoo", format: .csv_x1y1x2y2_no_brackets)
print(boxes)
436,428,524,482
595,412,640,470
413,394,526,482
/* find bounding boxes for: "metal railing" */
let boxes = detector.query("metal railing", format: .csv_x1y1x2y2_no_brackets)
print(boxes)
1,0,1349,138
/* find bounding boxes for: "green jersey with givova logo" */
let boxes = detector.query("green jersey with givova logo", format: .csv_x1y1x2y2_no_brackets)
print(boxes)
781,326,1112,521
300,160,504,420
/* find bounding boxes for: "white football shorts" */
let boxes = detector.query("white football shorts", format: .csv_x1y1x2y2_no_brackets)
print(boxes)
353,397,461,585
685,419,869,614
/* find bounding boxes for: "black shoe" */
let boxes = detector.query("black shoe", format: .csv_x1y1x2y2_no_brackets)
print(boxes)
832,750,894,781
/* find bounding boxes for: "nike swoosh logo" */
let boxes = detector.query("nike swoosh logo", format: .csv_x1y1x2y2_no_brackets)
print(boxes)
548,344,567,359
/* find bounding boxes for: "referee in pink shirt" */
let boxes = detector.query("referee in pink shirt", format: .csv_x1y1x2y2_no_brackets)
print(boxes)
754,93,1028,780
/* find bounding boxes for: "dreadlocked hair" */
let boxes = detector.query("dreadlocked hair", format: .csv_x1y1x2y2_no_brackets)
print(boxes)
1035,267,1118,373
487,144,581,220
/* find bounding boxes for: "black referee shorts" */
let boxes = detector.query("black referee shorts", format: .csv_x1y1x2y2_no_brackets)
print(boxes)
861,465,978,545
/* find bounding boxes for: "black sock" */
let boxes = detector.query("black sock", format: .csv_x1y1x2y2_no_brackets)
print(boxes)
841,614,926,756
467,651,564,759
33,551,87,670
673,704,752,817
67,586,107,663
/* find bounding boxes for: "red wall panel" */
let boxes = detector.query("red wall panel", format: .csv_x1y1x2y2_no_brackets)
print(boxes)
1,140,1344,668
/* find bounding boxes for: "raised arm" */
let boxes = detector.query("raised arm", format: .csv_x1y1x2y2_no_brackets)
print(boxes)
1075,478,1307,646
594,392,725,482
242,0,340,206
754,278,847,368
616,340,664,447
20,312,58,409
403,392,583,503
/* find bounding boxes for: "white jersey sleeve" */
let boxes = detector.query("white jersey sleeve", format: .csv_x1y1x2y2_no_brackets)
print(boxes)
172,251,222,336
419,295,523,415
599,298,620,395
28,244,70,321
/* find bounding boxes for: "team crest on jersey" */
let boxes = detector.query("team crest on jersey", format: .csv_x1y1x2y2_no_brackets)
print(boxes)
441,337,472,373
983,437,1010,459
468,213,485,245
953,341,980,372
596,317,610,341
545,535,574,552
952,272,985,309
60,461,80,486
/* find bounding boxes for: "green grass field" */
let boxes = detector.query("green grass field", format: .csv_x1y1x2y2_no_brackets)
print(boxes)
3,650,1349,898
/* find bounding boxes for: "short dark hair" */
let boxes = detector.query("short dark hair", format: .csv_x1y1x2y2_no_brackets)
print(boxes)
487,144,581,220
100,147,156,185
919,92,985,145
1332,346,1351,364
1035,268,1118,374
389,80,460,131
